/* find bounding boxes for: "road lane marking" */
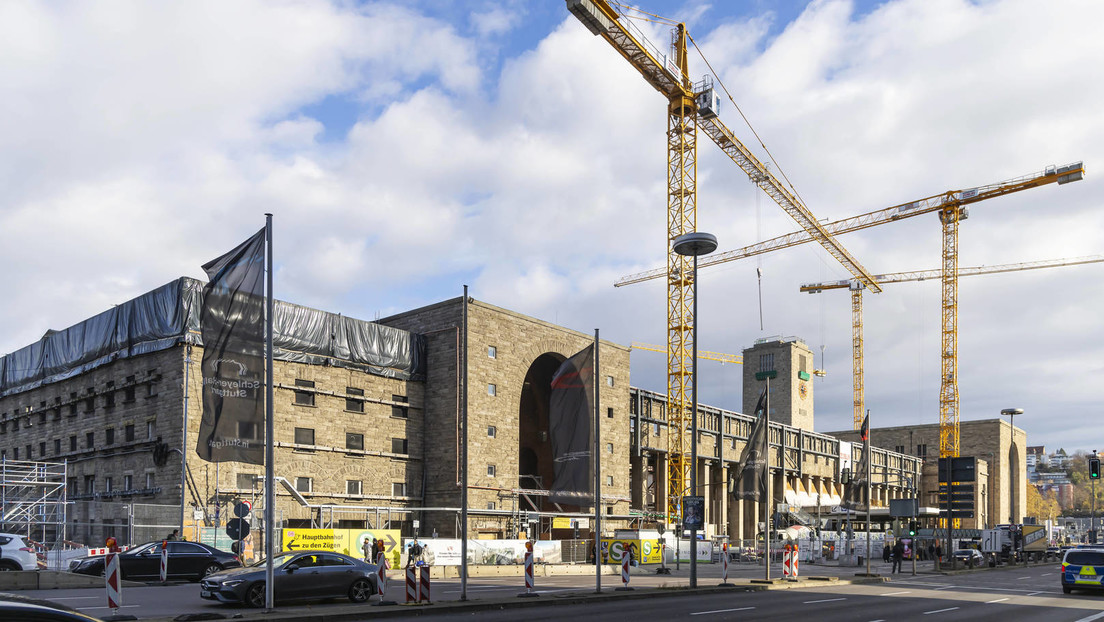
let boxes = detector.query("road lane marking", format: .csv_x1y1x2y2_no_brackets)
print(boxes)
1026,591,1043,596
924,607,959,614
880,591,911,596
46,597,99,601
1017,576,1032,580
986,598,1010,603
691,607,755,615
804,598,846,604
1074,613,1104,622
934,586,955,590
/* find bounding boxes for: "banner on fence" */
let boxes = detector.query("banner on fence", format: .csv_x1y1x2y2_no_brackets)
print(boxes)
600,539,662,564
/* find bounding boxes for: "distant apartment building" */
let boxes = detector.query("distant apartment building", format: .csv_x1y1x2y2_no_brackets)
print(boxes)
1026,445,1046,471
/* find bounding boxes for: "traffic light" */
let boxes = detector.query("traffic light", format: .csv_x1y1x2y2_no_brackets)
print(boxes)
908,521,917,537
1090,458,1100,479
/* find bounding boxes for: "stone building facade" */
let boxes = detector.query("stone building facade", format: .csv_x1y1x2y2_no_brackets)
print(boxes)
742,337,816,430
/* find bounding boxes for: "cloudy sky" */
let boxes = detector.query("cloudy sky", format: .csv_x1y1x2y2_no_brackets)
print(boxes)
1,0,1099,451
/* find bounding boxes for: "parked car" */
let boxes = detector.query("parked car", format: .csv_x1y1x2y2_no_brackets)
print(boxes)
68,541,240,581
1061,547,1104,594
952,549,984,568
0,533,39,571
200,550,378,607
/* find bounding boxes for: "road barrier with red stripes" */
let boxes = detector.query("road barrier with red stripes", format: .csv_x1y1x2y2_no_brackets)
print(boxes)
159,540,168,583
105,552,121,615
405,566,430,603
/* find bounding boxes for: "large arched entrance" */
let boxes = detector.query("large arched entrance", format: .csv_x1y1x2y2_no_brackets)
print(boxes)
518,352,579,513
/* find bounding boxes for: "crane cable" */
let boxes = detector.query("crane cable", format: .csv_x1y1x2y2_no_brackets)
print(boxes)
686,33,814,222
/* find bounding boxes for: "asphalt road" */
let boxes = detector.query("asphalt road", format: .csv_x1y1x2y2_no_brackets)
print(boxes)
11,558,1100,621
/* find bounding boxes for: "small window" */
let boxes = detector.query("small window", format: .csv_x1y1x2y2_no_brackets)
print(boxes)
123,474,133,490
653,423,660,436
607,443,613,454
391,438,408,454
607,407,614,419
487,426,496,438
488,384,496,396
236,473,256,489
392,395,409,419
488,346,497,359
86,431,95,449
346,480,362,495
124,386,135,403
24,444,31,459
147,421,154,440
145,473,154,488
69,436,77,452
39,441,46,456
13,447,19,459
54,439,61,455
105,428,115,445
487,465,496,477
125,424,135,442
84,475,95,494
295,477,312,493
294,427,315,446
345,387,364,413
606,475,614,486
104,392,115,409
346,433,364,451
105,477,113,492
294,379,315,406
486,502,496,510
68,403,77,417
392,482,407,497
918,444,928,458
606,375,614,387
606,505,614,515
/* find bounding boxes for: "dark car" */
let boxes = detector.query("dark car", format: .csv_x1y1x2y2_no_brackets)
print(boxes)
200,550,378,607
1061,547,1104,594
68,541,240,581
951,549,983,568
0,593,103,621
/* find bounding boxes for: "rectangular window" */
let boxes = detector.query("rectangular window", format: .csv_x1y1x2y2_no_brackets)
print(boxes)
346,433,364,451
13,447,19,459
606,375,614,387
294,427,315,446
25,444,31,459
345,387,364,413
653,423,660,436
123,475,133,490
487,465,496,477
295,477,312,493
799,354,808,373
391,438,408,454
68,403,77,417
392,482,407,497
54,439,61,455
145,473,154,488
606,475,614,486
84,475,95,494
104,392,115,409
105,428,115,445
607,407,614,419
488,346,497,359
293,379,315,406
105,477,113,492
346,480,362,495
69,436,77,452
125,424,135,442
392,395,409,419
487,426,496,438
917,444,928,458
124,386,135,403
39,441,46,456
607,443,613,454
487,384,496,396
486,502,496,510
147,421,154,440
236,473,256,489
86,431,94,449
759,353,774,372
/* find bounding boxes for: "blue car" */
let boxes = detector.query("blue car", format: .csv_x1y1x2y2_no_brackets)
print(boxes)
1061,547,1104,594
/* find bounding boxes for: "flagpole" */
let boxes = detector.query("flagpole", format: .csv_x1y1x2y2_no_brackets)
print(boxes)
865,409,871,577
593,329,601,593
764,376,771,582
264,214,275,610
460,285,469,601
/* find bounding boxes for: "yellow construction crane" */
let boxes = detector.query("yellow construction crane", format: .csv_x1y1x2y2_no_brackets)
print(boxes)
801,253,1104,435
631,342,742,365
616,161,1085,459
567,0,878,524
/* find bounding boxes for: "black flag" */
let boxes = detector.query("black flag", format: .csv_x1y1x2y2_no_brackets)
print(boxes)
842,413,870,511
548,345,594,506
196,229,266,464
732,389,769,501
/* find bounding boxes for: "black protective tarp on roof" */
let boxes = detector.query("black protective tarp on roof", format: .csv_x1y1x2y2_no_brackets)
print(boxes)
1,277,425,397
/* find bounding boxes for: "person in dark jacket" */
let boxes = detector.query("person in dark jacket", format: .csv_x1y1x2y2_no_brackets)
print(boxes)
882,543,891,563
891,540,905,573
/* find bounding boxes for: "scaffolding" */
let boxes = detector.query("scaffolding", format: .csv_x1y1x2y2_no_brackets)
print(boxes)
0,458,68,552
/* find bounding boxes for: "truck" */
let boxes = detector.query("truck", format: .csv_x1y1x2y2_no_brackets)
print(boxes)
981,526,1013,563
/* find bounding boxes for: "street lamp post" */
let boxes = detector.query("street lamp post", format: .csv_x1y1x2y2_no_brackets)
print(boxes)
673,231,718,590
1001,408,1024,523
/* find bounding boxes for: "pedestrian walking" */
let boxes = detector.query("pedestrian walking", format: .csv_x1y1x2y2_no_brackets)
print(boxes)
407,538,424,568
935,544,943,563
891,540,905,574
362,538,373,561
928,542,935,561
882,543,891,563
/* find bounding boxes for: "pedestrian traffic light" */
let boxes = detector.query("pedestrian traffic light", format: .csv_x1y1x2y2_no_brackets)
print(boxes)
908,521,917,537
1090,458,1100,479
